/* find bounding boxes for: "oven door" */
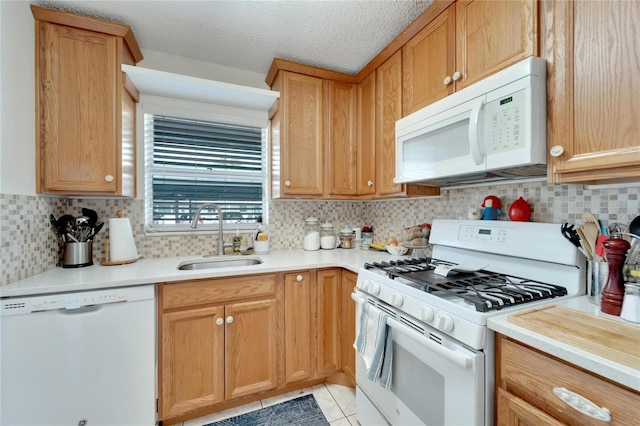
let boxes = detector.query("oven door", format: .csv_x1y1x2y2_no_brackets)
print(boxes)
354,293,485,426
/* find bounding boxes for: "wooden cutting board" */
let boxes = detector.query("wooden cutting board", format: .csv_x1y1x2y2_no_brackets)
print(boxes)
508,305,640,370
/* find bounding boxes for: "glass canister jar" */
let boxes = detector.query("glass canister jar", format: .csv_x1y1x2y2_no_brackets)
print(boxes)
303,216,320,251
339,227,355,249
320,221,338,250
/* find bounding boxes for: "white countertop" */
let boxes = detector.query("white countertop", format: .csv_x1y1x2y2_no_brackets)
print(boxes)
0,248,397,298
488,296,640,392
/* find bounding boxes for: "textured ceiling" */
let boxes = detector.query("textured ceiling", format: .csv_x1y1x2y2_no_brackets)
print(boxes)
36,0,435,75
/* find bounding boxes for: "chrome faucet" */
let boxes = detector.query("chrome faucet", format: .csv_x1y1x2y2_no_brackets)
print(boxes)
191,203,226,256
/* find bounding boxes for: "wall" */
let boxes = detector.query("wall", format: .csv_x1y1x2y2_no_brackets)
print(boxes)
2,182,638,286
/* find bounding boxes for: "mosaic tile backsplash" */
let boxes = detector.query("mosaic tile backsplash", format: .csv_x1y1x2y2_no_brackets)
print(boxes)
1,181,639,286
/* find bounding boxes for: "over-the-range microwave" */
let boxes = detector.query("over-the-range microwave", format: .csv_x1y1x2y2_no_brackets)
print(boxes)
394,57,547,187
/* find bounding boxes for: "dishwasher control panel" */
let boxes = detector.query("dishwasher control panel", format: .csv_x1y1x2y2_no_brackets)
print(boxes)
2,289,128,315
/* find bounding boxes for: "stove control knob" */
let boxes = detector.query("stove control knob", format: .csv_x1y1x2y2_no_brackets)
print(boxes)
437,314,454,332
391,293,404,307
369,282,381,296
358,279,369,292
420,306,435,322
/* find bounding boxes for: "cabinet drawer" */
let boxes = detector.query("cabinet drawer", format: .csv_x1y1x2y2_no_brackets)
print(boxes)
161,274,276,310
499,337,640,425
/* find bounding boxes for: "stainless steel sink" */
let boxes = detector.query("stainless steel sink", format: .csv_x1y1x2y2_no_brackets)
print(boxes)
177,256,263,271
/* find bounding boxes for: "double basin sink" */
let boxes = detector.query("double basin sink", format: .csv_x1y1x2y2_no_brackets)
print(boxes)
177,256,263,271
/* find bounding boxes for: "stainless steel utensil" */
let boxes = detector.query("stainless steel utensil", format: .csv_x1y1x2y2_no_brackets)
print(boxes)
630,215,640,236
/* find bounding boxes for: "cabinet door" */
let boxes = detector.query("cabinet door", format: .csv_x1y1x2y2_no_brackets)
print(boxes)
356,72,377,196
280,72,324,197
455,0,538,90
225,299,278,400
548,0,640,183
341,270,357,382
497,388,564,426
159,306,225,419
316,269,342,375
326,81,358,196
36,22,119,194
403,6,456,115
375,51,405,197
284,272,314,384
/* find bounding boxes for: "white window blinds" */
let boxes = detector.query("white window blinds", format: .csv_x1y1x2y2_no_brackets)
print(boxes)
145,114,264,228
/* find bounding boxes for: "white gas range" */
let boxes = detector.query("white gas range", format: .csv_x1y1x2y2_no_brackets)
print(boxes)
354,219,586,426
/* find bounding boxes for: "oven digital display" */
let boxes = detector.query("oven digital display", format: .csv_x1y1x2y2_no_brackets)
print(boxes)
500,96,513,105
478,229,492,235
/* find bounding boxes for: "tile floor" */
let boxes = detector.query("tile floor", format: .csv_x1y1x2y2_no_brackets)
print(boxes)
182,383,357,426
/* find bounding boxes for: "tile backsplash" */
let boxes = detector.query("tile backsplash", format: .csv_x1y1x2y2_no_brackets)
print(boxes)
1,181,638,286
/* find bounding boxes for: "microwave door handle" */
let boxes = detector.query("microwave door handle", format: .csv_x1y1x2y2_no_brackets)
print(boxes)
469,98,485,165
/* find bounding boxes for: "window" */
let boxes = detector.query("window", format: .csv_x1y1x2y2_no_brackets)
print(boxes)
145,113,266,232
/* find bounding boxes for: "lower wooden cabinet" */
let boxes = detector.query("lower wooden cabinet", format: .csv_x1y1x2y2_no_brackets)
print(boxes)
158,274,278,421
159,269,357,423
316,269,342,375
284,271,314,384
224,299,278,400
160,306,225,417
497,388,564,426
496,334,640,426
341,270,357,382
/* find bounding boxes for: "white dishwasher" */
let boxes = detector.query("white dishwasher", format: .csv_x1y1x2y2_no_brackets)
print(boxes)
1,284,156,426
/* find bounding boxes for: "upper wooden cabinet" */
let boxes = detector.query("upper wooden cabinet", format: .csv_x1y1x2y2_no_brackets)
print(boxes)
403,0,538,115
270,71,324,198
376,52,406,197
547,0,640,184
376,52,440,198
31,5,142,197
402,5,456,115
356,72,377,196
325,81,358,197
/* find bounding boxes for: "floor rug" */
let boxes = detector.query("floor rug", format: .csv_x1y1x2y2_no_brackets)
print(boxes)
205,394,330,426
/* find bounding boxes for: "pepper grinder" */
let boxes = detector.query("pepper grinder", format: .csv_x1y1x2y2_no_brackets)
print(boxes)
600,238,631,316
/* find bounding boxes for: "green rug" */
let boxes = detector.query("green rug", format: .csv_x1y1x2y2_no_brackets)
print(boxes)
205,394,329,426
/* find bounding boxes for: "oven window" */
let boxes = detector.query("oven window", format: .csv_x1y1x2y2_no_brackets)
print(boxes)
392,343,445,425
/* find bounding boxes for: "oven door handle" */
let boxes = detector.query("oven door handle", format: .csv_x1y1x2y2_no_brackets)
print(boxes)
386,317,472,370
352,293,472,370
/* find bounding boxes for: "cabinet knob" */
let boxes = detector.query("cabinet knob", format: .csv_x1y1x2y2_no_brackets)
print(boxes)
549,145,565,157
452,71,462,81
296,274,303,282
226,316,234,324
104,175,114,182
443,75,452,85
367,180,374,187
284,180,291,187
216,317,224,326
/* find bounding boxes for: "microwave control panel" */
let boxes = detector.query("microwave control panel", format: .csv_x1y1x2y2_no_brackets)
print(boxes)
484,88,527,153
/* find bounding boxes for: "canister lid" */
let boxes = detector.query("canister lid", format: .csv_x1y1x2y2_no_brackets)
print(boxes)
305,216,319,224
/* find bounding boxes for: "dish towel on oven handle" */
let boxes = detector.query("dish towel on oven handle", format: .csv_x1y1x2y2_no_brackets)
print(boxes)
354,300,393,389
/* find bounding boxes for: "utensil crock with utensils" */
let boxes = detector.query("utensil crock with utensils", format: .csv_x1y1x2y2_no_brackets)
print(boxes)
63,241,93,268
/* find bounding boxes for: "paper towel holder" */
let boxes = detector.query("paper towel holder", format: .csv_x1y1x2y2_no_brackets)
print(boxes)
100,210,140,266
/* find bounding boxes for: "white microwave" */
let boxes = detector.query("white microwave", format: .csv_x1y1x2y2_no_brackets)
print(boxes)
395,57,547,186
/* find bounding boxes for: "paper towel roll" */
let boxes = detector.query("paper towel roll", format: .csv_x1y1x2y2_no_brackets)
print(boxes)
109,217,138,261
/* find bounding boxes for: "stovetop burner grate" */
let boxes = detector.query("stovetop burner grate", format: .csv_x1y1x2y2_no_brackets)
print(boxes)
364,257,568,312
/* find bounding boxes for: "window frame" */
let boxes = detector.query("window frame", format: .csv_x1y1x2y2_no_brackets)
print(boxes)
140,95,270,235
